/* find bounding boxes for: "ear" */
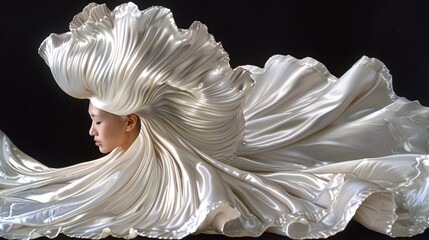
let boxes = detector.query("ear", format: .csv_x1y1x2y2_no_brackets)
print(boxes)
125,114,139,132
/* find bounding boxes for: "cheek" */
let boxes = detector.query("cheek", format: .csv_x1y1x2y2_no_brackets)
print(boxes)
103,124,126,143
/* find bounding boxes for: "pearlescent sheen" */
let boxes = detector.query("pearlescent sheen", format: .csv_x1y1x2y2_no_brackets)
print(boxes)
1,2,429,239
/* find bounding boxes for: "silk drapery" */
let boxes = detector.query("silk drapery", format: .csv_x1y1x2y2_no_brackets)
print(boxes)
1,2,429,239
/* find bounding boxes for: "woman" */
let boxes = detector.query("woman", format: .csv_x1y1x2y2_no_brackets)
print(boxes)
88,102,140,154
1,2,429,239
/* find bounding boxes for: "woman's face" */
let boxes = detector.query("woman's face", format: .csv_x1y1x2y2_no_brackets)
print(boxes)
88,103,129,153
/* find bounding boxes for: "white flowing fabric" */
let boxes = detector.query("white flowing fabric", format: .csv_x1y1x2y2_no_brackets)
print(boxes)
1,2,429,239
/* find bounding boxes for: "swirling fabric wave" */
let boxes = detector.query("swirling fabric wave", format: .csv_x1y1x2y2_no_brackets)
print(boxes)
1,2,429,239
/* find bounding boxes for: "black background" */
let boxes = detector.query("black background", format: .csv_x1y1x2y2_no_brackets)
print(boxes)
1,0,429,239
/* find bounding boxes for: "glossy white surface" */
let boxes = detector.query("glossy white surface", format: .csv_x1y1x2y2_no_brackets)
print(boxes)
1,2,429,239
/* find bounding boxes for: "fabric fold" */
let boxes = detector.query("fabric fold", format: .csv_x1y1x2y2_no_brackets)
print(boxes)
1,2,429,239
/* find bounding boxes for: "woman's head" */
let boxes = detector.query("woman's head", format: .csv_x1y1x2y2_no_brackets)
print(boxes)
88,102,140,153
39,2,253,159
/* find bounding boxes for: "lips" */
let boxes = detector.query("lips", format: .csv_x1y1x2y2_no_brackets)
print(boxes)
94,140,102,146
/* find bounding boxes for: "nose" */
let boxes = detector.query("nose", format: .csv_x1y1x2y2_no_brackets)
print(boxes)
89,122,96,136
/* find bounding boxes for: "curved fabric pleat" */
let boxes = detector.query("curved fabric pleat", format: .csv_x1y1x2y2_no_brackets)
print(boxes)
1,2,429,239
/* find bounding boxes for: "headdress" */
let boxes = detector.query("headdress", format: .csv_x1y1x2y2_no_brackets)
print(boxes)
38,2,254,159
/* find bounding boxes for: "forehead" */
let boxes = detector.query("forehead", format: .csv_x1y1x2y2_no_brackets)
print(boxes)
88,103,107,117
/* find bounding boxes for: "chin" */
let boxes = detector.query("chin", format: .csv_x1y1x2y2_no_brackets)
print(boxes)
98,147,112,154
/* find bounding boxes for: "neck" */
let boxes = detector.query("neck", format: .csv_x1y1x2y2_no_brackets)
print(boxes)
121,128,140,152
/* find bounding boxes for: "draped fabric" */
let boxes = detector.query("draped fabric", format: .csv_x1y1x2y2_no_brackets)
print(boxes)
1,2,429,239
